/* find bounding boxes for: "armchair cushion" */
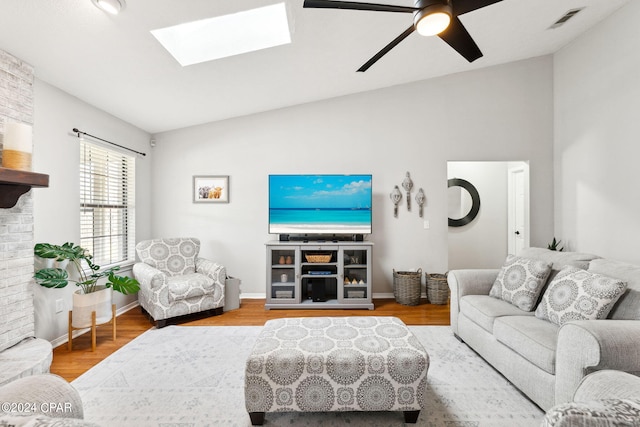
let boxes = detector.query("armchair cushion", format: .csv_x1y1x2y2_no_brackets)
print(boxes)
541,399,640,427
167,273,214,303
135,238,199,277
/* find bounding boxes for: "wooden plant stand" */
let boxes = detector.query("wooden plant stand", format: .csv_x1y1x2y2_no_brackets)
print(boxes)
68,304,116,352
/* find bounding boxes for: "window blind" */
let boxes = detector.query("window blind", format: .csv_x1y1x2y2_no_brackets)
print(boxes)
80,139,136,267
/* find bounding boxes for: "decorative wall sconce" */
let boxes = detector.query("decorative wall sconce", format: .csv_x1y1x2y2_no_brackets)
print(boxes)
415,188,426,218
402,171,413,211
390,185,402,217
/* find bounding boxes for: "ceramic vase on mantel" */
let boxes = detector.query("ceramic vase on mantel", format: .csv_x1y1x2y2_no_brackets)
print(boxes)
71,285,113,329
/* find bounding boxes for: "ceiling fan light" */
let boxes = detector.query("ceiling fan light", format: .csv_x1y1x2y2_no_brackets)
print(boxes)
414,3,452,36
91,0,125,15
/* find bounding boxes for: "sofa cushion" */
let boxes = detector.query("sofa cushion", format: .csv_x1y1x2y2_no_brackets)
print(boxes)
589,259,640,320
493,316,559,374
489,254,552,311
460,295,534,333
167,273,214,303
535,267,627,326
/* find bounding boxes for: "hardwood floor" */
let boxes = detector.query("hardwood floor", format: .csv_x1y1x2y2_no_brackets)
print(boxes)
51,298,450,382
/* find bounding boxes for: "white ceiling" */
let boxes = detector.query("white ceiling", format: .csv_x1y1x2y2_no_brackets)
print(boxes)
0,0,631,134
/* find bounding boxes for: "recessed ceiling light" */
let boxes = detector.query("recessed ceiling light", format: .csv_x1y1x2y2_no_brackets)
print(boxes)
91,0,126,15
151,3,292,67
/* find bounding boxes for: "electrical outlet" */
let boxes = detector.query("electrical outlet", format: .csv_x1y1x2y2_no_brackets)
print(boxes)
55,299,64,313
423,220,430,229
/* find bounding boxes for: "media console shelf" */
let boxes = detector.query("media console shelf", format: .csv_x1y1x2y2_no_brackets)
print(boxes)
265,240,374,310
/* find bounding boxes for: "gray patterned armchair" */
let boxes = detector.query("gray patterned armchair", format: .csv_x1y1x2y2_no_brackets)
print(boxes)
133,237,226,328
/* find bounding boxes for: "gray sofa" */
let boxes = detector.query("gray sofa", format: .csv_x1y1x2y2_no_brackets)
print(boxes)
449,247,640,410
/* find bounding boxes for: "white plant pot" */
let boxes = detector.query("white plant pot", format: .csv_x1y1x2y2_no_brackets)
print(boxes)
71,285,113,328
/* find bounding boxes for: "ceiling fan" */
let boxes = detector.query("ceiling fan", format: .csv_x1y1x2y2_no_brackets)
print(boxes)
303,0,503,72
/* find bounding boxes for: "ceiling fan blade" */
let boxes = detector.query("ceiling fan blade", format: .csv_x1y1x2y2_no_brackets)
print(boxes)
303,0,417,13
358,25,415,72
437,17,482,62
453,0,503,16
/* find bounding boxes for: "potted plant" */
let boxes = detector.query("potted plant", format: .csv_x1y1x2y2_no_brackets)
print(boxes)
34,242,140,328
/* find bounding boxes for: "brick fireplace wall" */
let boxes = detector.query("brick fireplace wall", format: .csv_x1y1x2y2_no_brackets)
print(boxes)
0,49,36,352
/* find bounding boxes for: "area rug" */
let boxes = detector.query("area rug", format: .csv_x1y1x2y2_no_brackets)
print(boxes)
72,325,544,426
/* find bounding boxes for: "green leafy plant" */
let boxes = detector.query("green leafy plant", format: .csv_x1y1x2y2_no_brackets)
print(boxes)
34,242,140,295
547,237,564,252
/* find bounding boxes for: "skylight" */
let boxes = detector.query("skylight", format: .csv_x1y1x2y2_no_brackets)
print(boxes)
151,3,291,67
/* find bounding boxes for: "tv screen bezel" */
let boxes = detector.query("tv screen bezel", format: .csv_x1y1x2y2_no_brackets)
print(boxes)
268,174,373,237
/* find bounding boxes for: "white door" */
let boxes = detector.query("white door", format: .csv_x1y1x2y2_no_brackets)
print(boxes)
508,164,529,255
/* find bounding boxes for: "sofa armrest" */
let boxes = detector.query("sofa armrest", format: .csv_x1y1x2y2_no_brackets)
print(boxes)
573,370,640,402
0,374,84,419
195,258,226,288
556,320,640,405
132,262,166,291
448,269,499,335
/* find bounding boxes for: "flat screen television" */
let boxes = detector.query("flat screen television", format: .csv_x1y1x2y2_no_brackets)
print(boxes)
269,174,372,236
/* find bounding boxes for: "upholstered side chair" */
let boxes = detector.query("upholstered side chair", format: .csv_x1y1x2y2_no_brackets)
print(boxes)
133,237,226,328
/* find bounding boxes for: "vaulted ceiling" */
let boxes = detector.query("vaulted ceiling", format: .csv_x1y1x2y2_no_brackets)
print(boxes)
0,0,630,133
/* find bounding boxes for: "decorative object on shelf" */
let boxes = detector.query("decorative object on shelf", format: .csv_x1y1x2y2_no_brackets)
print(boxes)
447,178,481,227
193,175,229,203
280,273,288,282
278,255,285,264
305,253,331,263
547,237,564,252
285,255,293,264
415,188,426,218
402,171,413,211
344,277,350,285
390,185,402,217
2,122,32,171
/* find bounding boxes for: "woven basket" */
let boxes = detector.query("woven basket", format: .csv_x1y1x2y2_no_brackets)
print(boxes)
305,253,332,263
426,273,449,305
393,268,422,306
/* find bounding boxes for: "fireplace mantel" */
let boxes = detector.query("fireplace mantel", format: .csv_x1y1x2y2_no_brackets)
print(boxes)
0,167,49,208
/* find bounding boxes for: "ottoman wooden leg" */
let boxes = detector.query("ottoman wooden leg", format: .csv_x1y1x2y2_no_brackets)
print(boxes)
404,410,420,423
249,412,265,426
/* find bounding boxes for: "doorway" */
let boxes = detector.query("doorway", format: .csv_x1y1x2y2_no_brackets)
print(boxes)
447,161,530,269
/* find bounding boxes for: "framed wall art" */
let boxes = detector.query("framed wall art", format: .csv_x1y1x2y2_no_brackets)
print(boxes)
193,175,229,203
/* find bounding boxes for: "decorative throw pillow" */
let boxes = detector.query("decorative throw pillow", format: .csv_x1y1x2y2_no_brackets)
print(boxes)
489,254,553,311
535,266,627,326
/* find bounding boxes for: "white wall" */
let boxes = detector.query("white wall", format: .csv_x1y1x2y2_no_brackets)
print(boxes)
32,80,152,343
554,1,640,263
447,161,509,270
152,56,555,296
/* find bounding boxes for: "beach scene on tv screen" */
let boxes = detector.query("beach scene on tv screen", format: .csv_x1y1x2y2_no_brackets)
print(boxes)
269,175,372,234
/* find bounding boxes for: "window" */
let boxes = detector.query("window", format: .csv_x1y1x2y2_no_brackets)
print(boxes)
80,139,135,267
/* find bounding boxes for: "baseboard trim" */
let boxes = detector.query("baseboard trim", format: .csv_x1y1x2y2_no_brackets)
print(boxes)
50,301,140,349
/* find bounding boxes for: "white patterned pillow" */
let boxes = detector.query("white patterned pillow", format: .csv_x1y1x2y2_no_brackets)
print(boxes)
489,254,553,311
535,266,627,326
541,398,640,427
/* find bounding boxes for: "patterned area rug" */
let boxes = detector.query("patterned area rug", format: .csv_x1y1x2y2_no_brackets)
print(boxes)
72,325,544,426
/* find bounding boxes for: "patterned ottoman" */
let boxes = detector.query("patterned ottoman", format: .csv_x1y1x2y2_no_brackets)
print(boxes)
244,317,429,425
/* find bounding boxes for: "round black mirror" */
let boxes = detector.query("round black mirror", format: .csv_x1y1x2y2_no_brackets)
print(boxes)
448,178,480,227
